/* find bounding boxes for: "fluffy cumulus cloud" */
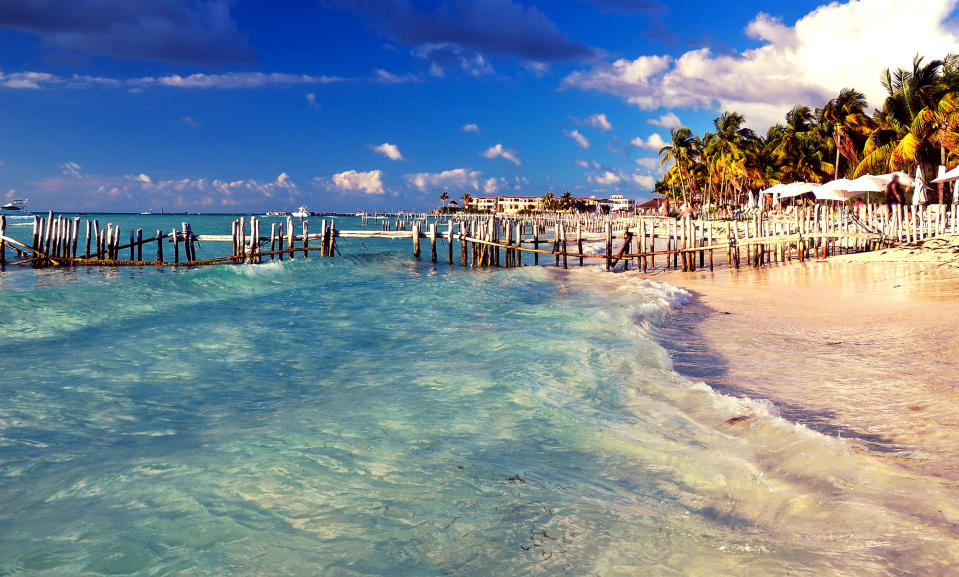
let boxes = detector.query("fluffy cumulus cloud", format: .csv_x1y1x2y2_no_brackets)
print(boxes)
369,142,405,161
590,171,622,185
648,112,681,128
630,133,667,151
0,0,256,66
482,143,522,165
461,123,481,133
581,113,612,131
576,159,602,169
330,170,385,195
407,168,483,192
564,129,591,149
325,0,593,61
563,0,959,128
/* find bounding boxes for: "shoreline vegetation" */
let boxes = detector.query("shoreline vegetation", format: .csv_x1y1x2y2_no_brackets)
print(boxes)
655,54,959,207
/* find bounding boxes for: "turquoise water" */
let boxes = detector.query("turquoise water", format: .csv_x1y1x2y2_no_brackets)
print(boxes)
1,215,958,576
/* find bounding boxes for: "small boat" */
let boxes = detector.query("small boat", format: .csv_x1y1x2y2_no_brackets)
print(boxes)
265,210,290,217
1,198,30,215
139,209,152,215
292,206,310,218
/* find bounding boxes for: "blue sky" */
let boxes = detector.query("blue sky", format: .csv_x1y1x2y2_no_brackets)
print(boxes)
1,0,958,212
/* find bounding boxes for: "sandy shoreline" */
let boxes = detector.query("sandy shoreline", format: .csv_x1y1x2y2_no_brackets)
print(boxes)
647,258,959,486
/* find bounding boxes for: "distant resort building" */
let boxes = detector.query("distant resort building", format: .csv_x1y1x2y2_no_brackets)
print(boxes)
466,194,636,214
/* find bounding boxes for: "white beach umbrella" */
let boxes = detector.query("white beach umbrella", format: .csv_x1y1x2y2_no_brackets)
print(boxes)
868,171,914,188
933,164,959,183
777,182,820,198
953,180,959,205
846,175,885,193
747,191,756,208
913,166,929,205
758,190,766,210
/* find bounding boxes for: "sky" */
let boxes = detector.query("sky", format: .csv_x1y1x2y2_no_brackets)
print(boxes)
2,0,959,213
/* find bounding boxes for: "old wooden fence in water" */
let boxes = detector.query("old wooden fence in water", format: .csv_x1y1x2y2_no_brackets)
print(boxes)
1,204,955,274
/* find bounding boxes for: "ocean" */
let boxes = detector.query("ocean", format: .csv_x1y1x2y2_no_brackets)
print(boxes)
1,214,957,576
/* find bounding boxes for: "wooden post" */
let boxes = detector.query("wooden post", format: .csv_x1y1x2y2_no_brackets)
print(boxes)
0,214,5,267
171,227,179,263
429,222,437,262
448,221,454,264
561,224,568,269
412,223,421,257
270,223,278,260
460,222,468,266
605,222,612,271
515,223,522,267
286,216,295,258
129,229,135,261
303,219,309,258
532,223,539,265
44,212,54,264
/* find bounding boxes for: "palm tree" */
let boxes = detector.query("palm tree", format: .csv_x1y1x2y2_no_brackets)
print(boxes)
659,127,702,205
438,191,450,208
542,191,555,211
461,192,472,209
704,111,755,205
823,88,870,179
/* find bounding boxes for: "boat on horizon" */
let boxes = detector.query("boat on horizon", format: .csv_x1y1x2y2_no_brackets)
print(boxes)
1,198,30,216
292,206,310,218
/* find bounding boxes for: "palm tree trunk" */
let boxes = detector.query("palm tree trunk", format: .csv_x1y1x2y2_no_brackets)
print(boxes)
940,143,946,204
834,132,841,180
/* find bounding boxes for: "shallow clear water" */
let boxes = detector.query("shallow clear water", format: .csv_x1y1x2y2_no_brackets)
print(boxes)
1,215,958,576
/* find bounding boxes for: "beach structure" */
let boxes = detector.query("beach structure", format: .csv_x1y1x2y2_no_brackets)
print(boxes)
4,200,956,275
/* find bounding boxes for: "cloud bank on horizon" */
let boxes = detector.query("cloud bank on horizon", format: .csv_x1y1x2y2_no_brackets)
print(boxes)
0,0,957,211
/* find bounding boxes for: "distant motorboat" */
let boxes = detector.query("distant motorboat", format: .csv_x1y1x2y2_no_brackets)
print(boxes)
265,210,290,217
139,209,152,215
292,206,310,218
1,198,30,215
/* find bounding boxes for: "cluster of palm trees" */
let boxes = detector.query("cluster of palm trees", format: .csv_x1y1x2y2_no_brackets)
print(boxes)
658,55,959,206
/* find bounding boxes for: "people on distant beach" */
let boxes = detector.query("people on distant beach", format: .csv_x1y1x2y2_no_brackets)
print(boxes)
885,174,904,217
680,202,697,219
659,197,670,217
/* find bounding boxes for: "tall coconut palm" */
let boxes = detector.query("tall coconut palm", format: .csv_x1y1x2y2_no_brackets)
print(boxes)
461,192,472,208
823,88,871,179
704,111,755,205
438,191,450,208
659,127,702,204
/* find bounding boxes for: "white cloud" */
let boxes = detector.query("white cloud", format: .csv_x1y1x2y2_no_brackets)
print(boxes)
482,143,522,165
563,0,959,128
631,173,656,189
407,168,483,192
306,92,321,109
180,115,202,128
585,113,612,132
523,61,550,78
374,69,420,84
576,159,602,169
648,112,681,128
331,170,385,195
142,72,343,89
461,123,481,133
0,70,345,90
563,129,590,149
635,157,660,169
411,43,495,78
60,161,83,178
631,133,667,151
589,171,622,185
484,177,499,195
33,169,300,210
370,142,405,161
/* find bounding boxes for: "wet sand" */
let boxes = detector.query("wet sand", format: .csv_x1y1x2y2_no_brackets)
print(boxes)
649,261,959,485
